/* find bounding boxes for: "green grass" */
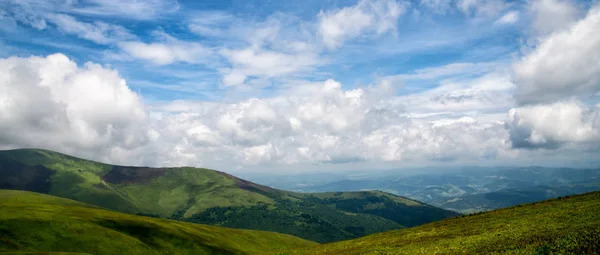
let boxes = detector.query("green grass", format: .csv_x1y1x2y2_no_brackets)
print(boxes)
308,191,423,206
0,190,316,255
0,149,459,243
276,191,600,255
110,167,276,217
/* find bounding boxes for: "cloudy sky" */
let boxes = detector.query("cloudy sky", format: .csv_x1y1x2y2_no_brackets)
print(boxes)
1,0,599,173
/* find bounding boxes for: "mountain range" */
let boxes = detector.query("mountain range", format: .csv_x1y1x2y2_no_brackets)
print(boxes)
0,148,457,243
247,166,600,213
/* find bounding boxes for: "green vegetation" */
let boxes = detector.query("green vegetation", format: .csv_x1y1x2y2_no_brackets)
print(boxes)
276,191,600,255
0,190,315,255
0,149,458,243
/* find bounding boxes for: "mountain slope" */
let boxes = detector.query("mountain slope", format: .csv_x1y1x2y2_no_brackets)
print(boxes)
0,189,316,255
0,149,458,243
279,191,600,255
437,184,600,213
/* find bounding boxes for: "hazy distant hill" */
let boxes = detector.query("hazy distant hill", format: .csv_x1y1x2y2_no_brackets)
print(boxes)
254,167,600,213
0,149,458,243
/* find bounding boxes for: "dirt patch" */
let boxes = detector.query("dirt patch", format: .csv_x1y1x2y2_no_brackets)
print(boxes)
0,158,55,193
216,171,279,196
102,166,167,184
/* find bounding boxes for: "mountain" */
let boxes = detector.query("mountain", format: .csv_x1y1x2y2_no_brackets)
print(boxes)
0,149,458,243
254,167,600,213
278,191,600,255
0,189,315,255
437,184,600,213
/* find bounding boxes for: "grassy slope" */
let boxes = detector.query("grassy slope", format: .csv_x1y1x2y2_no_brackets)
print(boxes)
278,191,600,255
0,149,458,243
0,190,316,255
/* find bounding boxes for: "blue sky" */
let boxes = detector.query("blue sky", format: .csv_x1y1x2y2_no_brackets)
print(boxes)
1,0,526,99
1,0,600,172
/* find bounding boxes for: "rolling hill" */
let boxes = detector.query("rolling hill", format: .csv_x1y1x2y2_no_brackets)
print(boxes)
0,189,316,255
0,148,458,243
277,191,600,255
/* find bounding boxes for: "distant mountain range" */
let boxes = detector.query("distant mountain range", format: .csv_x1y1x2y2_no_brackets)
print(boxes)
0,148,458,243
245,166,600,213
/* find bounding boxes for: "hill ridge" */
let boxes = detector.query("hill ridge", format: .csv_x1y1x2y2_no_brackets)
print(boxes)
0,148,459,243
277,191,600,254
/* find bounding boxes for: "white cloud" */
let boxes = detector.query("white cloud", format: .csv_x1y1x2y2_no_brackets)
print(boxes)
47,14,135,44
118,32,213,65
398,72,515,115
1,0,52,30
0,53,155,165
70,0,180,20
456,0,507,17
513,5,600,105
3,54,596,170
220,47,319,86
391,62,502,81
318,0,406,49
2,0,179,32
420,0,453,13
495,10,519,24
146,78,515,168
528,0,580,36
188,11,235,37
506,101,600,149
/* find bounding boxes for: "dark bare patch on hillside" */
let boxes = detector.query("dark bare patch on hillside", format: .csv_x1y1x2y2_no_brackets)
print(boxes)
0,158,55,193
216,170,281,196
102,166,167,184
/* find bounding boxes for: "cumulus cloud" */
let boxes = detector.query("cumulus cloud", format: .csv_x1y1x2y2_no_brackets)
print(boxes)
47,14,135,44
318,0,406,49
503,4,600,152
147,78,514,168
528,0,580,36
0,53,155,164
6,54,595,169
506,101,600,149
513,5,600,105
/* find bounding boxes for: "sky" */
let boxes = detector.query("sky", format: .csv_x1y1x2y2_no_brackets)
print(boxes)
1,0,600,173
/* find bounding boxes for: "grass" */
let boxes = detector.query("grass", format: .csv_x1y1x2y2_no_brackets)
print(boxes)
0,148,459,243
111,167,276,217
277,191,600,255
0,190,316,255
308,191,423,206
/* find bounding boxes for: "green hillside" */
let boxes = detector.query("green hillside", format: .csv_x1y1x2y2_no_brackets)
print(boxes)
0,189,315,255
0,149,458,243
278,191,600,255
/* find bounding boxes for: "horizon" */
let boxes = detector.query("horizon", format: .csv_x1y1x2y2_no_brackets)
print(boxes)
1,147,598,176
1,0,600,173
